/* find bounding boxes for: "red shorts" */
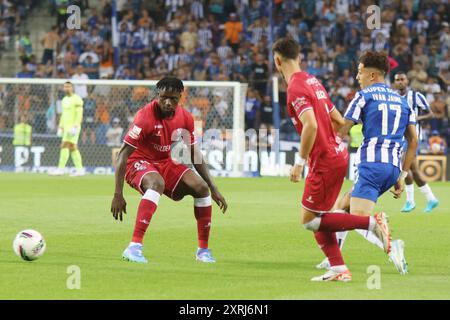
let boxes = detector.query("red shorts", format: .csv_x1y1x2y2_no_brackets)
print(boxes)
125,158,191,200
302,154,348,213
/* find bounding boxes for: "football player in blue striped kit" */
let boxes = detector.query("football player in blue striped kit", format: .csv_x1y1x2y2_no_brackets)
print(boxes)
393,72,439,213
316,51,418,275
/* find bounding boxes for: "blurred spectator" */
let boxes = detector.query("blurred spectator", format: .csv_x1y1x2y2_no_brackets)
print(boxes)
94,97,110,145
430,92,446,132
0,18,8,51
55,0,69,30
40,25,60,65
260,95,273,127
408,61,428,91
153,25,171,50
80,54,99,79
24,54,37,74
250,54,268,98
248,18,267,45
245,88,261,130
15,64,33,78
165,0,184,22
18,30,32,65
217,37,232,60
180,22,198,55
71,65,89,99
223,12,242,53
440,22,450,54
286,17,299,42
359,34,372,53
197,19,212,51
191,0,204,21
247,0,263,25
424,77,441,102
205,90,230,130
166,44,180,72
412,44,429,70
13,113,32,146
81,93,97,145
334,44,352,77
105,117,124,147
99,41,114,78
428,130,447,155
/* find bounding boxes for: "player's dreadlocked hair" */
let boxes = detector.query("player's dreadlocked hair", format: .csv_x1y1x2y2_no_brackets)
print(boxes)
156,77,184,93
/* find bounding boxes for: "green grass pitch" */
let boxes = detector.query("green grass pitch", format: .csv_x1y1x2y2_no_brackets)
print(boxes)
0,173,449,299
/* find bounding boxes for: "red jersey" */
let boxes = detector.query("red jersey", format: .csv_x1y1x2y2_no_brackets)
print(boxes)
287,71,346,170
124,100,197,162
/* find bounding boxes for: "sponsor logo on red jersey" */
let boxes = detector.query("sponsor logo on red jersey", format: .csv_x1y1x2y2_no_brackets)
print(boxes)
292,96,308,111
153,144,171,152
128,125,142,139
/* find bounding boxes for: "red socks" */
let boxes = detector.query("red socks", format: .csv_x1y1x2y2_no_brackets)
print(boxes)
314,231,345,267
305,212,374,268
194,197,212,249
131,189,160,244
318,213,371,232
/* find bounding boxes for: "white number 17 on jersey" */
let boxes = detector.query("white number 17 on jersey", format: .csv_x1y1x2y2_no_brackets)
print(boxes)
378,103,401,135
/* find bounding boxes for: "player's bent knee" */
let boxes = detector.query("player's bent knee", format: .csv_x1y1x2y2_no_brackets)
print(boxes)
301,208,320,231
195,181,210,198
303,217,321,232
141,174,165,194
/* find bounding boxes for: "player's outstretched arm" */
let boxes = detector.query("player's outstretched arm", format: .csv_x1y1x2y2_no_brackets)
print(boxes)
329,108,345,133
338,119,355,138
416,109,435,121
111,143,136,221
190,143,228,213
402,124,418,173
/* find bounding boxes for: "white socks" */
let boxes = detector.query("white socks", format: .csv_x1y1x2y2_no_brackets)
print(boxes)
336,228,384,251
355,229,384,250
406,184,415,204
419,184,437,202
405,183,437,203
194,196,212,207
142,189,161,205
331,265,348,273
336,231,348,248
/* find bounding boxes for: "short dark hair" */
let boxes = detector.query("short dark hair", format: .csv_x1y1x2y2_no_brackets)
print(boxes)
394,71,407,78
359,51,390,75
64,81,73,86
272,37,300,60
156,77,184,93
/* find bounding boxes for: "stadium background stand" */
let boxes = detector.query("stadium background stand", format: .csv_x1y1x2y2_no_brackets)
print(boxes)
0,0,448,152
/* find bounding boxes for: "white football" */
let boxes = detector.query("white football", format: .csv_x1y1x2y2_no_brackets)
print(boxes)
13,229,46,261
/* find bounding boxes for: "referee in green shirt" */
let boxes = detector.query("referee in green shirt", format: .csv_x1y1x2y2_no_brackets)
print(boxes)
50,81,85,176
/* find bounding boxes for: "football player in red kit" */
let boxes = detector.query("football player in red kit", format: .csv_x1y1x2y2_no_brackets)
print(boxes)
272,37,391,281
111,77,227,263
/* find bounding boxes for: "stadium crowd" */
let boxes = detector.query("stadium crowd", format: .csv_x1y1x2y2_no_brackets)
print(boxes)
0,0,38,57
0,0,449,154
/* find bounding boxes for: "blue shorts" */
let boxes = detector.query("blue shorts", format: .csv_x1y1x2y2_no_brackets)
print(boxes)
352,162,400,202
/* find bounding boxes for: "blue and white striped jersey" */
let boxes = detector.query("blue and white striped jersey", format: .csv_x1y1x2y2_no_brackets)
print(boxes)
401,89,430,139
344,83,416,168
